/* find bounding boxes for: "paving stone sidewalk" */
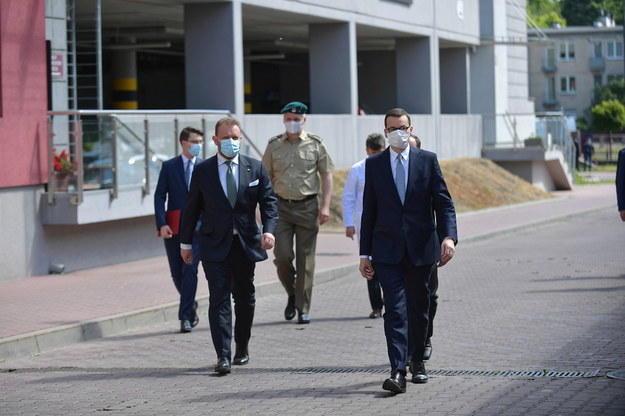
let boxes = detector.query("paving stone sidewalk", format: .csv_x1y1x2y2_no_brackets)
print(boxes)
1,183,624,415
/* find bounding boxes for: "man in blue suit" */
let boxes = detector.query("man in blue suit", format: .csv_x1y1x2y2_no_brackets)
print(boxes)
359,108,458,393
179,117,278,375
154,126,203,333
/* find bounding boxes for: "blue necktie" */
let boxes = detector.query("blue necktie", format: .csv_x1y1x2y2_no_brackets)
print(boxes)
185,159,192,190
395,154,405,204
225,161,237,208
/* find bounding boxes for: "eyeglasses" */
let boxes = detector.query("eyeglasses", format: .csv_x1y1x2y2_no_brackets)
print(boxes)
386,126,410,132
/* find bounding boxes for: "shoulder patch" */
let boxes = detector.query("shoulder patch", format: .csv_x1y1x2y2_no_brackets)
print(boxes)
268,134,283,143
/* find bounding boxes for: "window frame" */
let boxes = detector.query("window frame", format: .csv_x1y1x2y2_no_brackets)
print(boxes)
559,42,575,61
607,40,623,59
560,76,576,94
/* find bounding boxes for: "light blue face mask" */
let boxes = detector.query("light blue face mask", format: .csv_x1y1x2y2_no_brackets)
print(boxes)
220,139,240,158
189,143,202,157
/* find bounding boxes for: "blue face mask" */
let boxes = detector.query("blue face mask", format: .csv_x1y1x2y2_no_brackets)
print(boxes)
189,143,202,157
220,139,240,158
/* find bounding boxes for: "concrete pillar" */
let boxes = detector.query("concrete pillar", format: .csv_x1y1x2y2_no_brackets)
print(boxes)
111,46,137,110
184,2,243,115
309,22,358,114
396,37,432,114
440,48,469,114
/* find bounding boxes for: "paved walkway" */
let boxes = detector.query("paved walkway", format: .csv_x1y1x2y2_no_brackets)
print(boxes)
1,181,623,415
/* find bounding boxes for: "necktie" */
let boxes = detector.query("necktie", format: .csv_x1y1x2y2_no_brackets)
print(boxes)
225,161,237,208
395,154,405,204
185,159,192,190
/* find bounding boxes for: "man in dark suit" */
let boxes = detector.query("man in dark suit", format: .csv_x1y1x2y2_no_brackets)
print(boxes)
359,108,458,394
179,117,278,375
154,126,203,333
617,147,625,222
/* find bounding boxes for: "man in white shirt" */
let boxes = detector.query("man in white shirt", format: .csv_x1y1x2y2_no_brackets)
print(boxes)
342,132,386,319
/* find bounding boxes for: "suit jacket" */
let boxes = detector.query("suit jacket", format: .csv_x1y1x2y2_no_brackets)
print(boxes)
359,146,457,266
179,154,278,263
154,155,202,232
617,148,625,211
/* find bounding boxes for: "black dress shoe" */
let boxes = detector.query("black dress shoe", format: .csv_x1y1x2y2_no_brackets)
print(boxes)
191,301,200,328
423,338,432,360
411,360,428,384
180,319,192,333
214,357,231,374
297,311,310,324
233,347,249,366
369,309,382,319
382,371,406,393
284,295,296,320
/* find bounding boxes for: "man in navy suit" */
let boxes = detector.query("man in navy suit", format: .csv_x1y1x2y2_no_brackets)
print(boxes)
154,126,203,333
617,147,625,222
179,117,278,375
359,108,458,393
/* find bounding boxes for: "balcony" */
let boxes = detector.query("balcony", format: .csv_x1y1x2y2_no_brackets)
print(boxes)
542,58,557,73
589,56,605,73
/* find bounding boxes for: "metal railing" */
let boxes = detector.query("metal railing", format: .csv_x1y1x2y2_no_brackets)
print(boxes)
46,109,263,205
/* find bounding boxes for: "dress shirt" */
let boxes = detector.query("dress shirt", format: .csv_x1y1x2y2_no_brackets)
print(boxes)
389,146,409,192
342,158,366,229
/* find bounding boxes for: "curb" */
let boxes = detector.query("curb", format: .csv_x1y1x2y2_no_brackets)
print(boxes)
0,262,359,362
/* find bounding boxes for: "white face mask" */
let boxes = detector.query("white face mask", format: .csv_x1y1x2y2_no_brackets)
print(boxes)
284,121,302,135
387,129,410,150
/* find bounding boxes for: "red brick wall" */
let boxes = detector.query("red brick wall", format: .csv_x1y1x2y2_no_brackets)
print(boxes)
0,0,48,188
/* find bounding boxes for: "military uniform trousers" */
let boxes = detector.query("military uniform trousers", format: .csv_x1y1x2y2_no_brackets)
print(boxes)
274,196,319,314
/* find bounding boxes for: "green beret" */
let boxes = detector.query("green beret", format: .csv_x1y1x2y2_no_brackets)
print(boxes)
280,101,308,114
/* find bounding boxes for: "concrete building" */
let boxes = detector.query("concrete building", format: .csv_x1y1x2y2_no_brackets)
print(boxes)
1,0,545,281
527,25,624,122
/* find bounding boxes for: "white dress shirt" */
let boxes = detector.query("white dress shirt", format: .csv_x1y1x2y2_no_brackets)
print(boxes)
342,157,366,230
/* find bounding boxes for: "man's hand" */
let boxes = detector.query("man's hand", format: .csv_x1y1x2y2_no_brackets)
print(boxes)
261,233,275,250
359,257,375,280
318,206,330,225
160,225,173,238
181,248,193,264
345,226,356,240
438,238,456,267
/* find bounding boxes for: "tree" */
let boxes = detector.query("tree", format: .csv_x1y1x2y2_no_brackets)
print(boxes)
594,78,625,108
561,0,624,26
527,0,566,28
591,100,625,132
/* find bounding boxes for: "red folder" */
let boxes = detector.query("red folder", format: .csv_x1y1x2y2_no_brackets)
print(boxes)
157,209,181,236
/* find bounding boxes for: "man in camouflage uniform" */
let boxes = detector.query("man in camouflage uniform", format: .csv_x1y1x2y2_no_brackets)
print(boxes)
262,102,334,324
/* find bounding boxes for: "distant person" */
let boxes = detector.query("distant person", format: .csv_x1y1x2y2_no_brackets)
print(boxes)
262,101,335,324
342,133,386,319
583,138,595,171
179,117,278,375
617,148,625,222
409,133,436,361
154,126,202,333
360,108,458,394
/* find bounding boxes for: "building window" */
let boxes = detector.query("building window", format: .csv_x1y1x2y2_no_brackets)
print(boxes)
593,41,602,57
546,77,556,101
607,41,623,59
545,47,556,67
594,74,603,87
559,42,575,60
560,76,576,94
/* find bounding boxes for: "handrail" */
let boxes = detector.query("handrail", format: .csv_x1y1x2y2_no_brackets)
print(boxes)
47,109,239,205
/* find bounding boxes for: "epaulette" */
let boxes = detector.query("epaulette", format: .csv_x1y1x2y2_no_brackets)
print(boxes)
306,133,322,142
268,134,284,143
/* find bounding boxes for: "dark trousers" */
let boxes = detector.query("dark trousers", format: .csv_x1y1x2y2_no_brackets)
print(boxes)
164,234,199,321
374,259,431,373
202,237,256,360
367,275,384,311
428,265,439,339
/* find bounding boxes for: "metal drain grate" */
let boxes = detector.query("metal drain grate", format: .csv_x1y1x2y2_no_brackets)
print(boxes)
192,367,601,379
